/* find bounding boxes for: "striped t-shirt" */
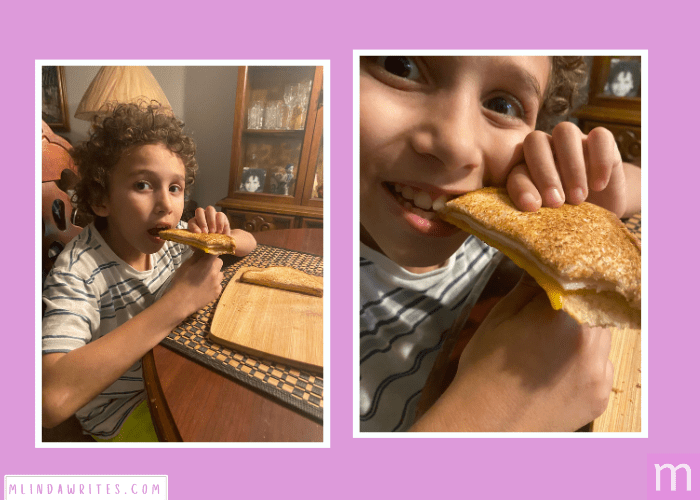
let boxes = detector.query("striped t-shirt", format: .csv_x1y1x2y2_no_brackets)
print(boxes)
42,222,192,439
359,237,498,432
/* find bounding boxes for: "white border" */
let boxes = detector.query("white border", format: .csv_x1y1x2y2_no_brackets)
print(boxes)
353,50,648,438
36,59,330,448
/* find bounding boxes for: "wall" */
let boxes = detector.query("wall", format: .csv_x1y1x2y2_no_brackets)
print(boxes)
60,65,238,210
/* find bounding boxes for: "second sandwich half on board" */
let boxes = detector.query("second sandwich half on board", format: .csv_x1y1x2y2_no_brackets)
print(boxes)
438,187,641,330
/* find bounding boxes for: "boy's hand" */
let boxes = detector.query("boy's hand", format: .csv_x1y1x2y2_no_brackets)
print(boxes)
413,275,613,432
163,251,224,319
507,122,627,217
188,206,231,236
187,205,257,258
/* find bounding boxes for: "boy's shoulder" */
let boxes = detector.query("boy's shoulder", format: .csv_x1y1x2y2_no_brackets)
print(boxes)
48,225,116,283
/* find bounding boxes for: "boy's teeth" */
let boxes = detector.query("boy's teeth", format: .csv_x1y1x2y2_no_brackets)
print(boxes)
413,191,433,210
432,195,447,212
392,183,453,216
393,183,450,214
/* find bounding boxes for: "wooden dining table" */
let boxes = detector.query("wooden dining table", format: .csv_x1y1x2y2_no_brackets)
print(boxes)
143,228,324,442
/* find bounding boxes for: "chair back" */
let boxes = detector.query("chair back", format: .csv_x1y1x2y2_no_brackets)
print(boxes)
41,122,89,280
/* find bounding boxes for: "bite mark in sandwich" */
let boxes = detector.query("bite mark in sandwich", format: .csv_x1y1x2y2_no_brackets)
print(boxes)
156,228,236,255
438,187,641,329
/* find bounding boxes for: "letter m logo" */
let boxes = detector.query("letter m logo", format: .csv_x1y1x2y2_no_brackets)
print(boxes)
656,463,692,492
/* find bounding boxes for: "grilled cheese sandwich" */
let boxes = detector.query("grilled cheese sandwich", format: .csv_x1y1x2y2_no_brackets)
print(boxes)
439,187,641,328
158,228,237,255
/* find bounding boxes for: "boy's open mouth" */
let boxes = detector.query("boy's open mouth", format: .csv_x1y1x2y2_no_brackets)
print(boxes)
147,224,172,236
383,182,456,220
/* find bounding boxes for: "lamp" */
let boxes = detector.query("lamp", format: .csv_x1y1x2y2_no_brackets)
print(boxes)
74,66,172,121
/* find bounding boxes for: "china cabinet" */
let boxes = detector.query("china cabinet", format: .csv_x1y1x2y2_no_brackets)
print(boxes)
573,56,642,167
218,66,324,232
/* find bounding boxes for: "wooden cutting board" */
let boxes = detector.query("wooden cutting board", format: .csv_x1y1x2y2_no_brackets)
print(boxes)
209,267,323,373
591,325,642,432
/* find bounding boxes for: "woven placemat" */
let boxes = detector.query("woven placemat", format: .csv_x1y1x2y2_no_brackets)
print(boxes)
161,244,324,422
623,212,642,241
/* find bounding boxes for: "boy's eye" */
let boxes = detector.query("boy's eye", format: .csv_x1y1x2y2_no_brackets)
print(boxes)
135,181,151,190
170,184,184,194
376,56,421,81
483,96,524,119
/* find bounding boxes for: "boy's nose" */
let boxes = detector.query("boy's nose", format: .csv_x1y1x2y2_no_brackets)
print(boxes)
410,96,483,171
155,189,173,213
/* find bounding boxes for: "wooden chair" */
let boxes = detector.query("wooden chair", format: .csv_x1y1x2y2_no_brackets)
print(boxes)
41,122,94,442
41,121,89,281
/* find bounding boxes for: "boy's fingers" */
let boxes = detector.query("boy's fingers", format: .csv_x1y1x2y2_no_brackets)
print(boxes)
605,359,615,391
204,206,219,233
192,207,208,233
552,122,588,205
507,164,542,212
585,127,619,192
489,272,546,320
213,211,228,234
523,131,565,208
187,248,206,262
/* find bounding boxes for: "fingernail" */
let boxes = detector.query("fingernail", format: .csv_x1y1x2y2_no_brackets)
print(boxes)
520,192,539,211
571,187,585,204
593,179,607,191
547,188,564,205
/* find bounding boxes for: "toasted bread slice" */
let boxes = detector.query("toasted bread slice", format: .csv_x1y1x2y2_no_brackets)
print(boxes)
158,228,236,255
438,187,641,328
240,267,323,297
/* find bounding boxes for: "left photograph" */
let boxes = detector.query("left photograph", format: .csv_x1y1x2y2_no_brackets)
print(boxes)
39,63,326,444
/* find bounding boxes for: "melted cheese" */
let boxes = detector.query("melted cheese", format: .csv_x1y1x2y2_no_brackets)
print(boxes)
166,237,229,255
454,222,593,310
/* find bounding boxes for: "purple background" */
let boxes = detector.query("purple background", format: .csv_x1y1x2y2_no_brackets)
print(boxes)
5,1,699,499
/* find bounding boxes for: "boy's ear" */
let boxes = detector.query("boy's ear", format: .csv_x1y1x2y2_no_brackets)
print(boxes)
90,196,110,218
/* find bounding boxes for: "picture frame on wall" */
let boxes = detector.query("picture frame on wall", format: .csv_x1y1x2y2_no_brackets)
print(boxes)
42,66,70,132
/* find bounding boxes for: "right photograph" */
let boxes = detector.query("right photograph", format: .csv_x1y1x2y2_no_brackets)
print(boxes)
357,53,644,434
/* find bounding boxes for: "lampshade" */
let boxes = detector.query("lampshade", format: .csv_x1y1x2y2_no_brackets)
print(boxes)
74,66,172,121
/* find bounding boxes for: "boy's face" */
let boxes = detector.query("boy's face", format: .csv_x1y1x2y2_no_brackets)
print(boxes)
360,56,550,270
92,143,186,270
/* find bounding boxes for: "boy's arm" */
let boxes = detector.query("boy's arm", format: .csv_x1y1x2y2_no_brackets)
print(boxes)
42,252,224,428
410,276,613,432
43,291,189,428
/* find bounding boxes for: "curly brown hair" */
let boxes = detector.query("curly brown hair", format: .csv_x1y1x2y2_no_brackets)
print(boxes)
70,101,198,225
537,56,589,132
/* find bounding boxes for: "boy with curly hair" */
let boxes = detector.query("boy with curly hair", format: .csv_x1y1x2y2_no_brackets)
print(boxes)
359,55,641,432
42,102,256,441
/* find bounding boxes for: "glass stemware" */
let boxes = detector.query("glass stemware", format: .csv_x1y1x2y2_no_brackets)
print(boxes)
283,85,295,130
247,100,263,129
263,101,278,130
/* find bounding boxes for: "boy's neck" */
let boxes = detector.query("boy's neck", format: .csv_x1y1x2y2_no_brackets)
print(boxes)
98,224,151,272
402,262,447,274
360,225,447,274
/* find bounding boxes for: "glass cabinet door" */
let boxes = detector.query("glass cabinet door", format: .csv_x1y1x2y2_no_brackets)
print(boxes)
311,133,323,200
302,99,323,207
233,66,318,203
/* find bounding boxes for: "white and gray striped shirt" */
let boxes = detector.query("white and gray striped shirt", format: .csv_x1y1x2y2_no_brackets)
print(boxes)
359,237,498,432
42,222,191,439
